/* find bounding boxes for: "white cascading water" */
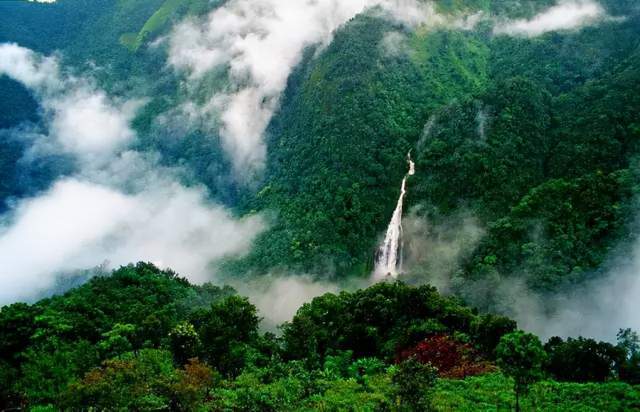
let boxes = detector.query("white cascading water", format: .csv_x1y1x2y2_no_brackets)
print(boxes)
374,152,415,279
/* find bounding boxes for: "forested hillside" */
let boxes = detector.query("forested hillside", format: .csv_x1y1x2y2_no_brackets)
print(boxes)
229,0,640,309
2,0,639,291
1,263,639,410
2,0,640,409
410,8,640,298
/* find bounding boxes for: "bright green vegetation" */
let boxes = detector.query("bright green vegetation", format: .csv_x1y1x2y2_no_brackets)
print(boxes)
1,263,639,410
120,0,215,51
409,10,640,300
496,331,547,411
2,1,640,408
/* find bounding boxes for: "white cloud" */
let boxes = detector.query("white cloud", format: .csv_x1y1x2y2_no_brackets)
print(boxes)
0,176,265,305
402,209,485,291
0,181,132,300
168,0,373,174
0,43,61,91
0,45,266,305
494,0,606,37
0,43,140,159
49,90,141,157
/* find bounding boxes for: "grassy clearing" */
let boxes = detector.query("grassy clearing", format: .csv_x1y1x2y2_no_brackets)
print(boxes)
434,373,640,411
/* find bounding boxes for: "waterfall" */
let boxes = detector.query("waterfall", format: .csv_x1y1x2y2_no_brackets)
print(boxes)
374,152,415,279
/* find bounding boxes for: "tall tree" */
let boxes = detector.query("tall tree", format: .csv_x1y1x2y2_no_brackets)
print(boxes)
496,331,547,412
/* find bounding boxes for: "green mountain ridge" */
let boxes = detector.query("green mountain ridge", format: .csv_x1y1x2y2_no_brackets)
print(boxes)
1,0,639,312
2,0,640,408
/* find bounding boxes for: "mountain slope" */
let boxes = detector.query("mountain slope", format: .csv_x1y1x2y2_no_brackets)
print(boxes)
1,0,640,319
228,1,640,297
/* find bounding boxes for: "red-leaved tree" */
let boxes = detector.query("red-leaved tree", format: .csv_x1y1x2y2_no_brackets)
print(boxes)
398,335,495,378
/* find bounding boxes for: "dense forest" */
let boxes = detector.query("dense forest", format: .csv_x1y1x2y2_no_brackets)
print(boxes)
240,0,640,293
1,263,639,410
2,0,640,409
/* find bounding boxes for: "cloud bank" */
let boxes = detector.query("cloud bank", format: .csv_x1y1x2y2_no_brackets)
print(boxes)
510,239,640,342
0,174,264,304
0,44,265,305
399,202,640,342
494,0,606,37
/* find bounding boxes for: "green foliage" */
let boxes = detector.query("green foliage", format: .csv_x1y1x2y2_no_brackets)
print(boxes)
392,357,438,411
617,328,640,385
98,323,136,359
496,331,547,411
1,265,639,410
414,77,553,217
123,0,216,52
470,313,517,358
2,1,640,408
282,282,490,363
64,349,178,410
434,372,640,411
411,10,640,300
4,0,640,303
63,349,215,410
192,295,261,376
304,376,390,411
169,321,201,366
464,171,635,294
0,262,236,408
228,2,640,296
229,13,490,277
18,339,98,406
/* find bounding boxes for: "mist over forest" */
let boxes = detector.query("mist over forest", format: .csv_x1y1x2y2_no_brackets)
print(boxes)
1,0,640,410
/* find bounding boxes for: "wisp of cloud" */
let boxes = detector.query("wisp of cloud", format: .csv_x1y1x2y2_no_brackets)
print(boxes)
494,0,606,37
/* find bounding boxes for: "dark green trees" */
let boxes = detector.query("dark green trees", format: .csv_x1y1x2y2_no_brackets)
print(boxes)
392,357,438,411
617,329,640,384
282,281,513,364
169,321,201,366
544,337,623,383
0,263,246,408
63,349,214,411
192,295,261,376
2,262,640,410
